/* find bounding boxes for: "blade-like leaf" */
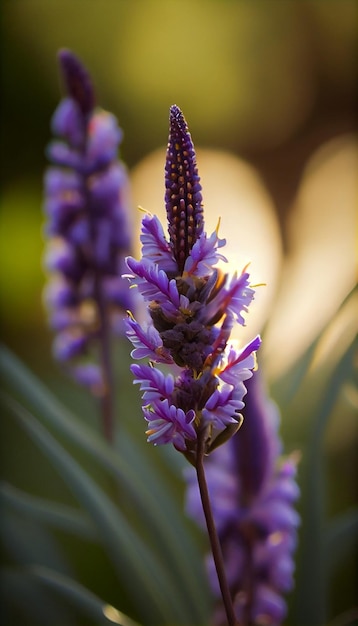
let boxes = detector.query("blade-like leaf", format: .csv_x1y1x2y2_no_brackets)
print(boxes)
293,340,356,626
1,392,188,625
0,345,209,623
270,339,319,405
324,507,358,576
1,482,97,539
1,507,73,577
1,566,75,626
29,565,142,626
308,342,356,446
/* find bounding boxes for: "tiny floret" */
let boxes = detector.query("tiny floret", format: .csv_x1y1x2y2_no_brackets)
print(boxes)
144,400,196,451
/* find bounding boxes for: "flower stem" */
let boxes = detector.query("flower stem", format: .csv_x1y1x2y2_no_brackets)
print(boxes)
195,428,239,626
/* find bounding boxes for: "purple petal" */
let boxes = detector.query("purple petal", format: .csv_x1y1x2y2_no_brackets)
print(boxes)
131,362,174,401
72,363,104,393
140,214,177,273
125,256,189,318
184,229,227,277
218,336,261,385
86,111,122,171
51,98,85,147
143,399,196,449
53,330,87,361
46,141,83,170
126,317,174,363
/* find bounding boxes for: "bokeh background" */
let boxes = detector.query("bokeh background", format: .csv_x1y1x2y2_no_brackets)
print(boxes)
1,1,357,625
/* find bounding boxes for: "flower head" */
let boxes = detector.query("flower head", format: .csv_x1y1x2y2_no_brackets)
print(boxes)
165,104,204,274
185,373,300,625
125,105,260,453
43,50,134,393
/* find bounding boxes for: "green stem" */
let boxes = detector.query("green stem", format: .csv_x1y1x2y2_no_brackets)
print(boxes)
195,428,239,626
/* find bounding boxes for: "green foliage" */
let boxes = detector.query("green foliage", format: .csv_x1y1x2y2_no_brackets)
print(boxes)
270,289,358,626
0,290,356,625
0,346,210,626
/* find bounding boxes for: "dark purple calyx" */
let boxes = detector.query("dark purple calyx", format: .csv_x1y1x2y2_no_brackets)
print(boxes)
58,49,95,117
165,105,204,275
234,373,275,501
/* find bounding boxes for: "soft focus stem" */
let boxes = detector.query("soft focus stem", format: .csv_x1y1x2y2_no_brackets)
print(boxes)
79,122,116,444
195,428,239,626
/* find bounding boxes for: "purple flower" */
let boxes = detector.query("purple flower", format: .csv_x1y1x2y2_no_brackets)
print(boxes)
185,373,300,625
126,316,174,364
43,49,134,393
125,105,260,452
131,363,175,402
144,400,196,452
139,213,178,274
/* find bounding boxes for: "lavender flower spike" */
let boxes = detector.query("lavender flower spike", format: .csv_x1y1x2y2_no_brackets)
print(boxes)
165,104,204,274
186,372,300,626
125,105,262,625
125,104,260,455
43,50,134,436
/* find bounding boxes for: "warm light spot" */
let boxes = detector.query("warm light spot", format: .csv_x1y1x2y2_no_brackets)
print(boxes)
263,136,357,380
79,300,98,328
288,450,302,466
268,531,284,546
102,603,141,626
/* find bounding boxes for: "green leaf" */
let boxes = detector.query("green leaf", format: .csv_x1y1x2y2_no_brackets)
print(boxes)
1,566,76,626
29,566,142,626
1,506,73,577
0,344,210,623
293,340,356,626
324,507,358,576
1,392,188,625
0,482,97,539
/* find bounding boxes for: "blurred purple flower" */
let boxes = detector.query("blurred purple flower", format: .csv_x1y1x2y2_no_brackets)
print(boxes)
185,372,300,625
43,49,134,394
125,105,260,453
